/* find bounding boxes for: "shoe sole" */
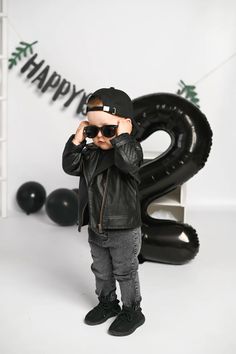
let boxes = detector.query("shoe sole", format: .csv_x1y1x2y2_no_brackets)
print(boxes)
108,316,145,336
84,310,121,326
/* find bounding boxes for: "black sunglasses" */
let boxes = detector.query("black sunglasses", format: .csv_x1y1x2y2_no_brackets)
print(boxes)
83,124,118,138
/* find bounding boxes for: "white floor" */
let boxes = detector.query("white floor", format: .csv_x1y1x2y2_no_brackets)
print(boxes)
0,206,235,354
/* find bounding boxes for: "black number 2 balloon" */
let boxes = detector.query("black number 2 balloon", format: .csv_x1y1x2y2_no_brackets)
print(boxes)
131,93,213,265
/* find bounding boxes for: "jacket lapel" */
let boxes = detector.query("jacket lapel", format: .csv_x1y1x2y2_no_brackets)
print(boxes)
91,148,114,180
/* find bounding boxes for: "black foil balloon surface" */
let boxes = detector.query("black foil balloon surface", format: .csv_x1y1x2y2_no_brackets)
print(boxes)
45,188,78,226
131,93,213,265
138,220,199,265
16,181,46,215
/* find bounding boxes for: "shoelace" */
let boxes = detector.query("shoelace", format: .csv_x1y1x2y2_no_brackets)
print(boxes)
117,308,134,322
97,301,116,315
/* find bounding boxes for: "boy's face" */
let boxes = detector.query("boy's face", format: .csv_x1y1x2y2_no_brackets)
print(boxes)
87,110,120,150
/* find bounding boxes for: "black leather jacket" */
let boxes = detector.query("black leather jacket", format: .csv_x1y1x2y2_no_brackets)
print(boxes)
62,132,143,234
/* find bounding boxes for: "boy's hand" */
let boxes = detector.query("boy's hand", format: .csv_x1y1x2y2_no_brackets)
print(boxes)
72,120,90,145
116,118,132,136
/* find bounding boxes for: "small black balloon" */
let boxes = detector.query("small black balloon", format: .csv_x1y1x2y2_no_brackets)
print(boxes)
16,181,46,215
45,188,78,226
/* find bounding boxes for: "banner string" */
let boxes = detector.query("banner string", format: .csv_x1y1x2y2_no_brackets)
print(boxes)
6,18,236,86
193,51,236,85
7,17,24,42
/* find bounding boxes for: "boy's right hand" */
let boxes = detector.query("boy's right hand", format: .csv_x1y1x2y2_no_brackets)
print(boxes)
72,120,90,145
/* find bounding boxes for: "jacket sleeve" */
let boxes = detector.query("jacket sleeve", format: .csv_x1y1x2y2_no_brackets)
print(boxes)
62,134,87,176
110,132,143,184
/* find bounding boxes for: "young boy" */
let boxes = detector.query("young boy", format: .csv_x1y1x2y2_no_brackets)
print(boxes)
62,87,145,336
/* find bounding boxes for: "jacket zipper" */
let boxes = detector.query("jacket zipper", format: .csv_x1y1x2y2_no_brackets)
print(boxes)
98,168,110,233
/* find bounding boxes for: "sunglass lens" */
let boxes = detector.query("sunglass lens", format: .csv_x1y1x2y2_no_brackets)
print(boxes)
102,125,117,137
84,126,98,138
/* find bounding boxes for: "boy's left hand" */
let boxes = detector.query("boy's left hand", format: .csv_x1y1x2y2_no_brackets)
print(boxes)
116,118,133,136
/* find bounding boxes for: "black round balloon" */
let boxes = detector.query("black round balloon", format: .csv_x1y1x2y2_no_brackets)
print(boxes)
16,181,46,215
45,188,78,226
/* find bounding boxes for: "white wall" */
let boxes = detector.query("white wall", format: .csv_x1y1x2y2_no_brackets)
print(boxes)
7,0,236,215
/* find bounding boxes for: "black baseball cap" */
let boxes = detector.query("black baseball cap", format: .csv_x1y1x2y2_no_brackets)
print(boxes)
82,87,134,119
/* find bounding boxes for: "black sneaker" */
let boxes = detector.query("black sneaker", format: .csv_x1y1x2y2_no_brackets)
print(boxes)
108,303,145,336
84,299,121,325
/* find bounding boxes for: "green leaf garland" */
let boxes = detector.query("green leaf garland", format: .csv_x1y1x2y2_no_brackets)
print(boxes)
8,41,38,69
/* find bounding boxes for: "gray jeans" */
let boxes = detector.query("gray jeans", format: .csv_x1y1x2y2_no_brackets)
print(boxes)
87,225,143,308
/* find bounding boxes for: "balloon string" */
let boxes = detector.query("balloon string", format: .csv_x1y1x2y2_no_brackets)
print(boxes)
193,51,236,85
